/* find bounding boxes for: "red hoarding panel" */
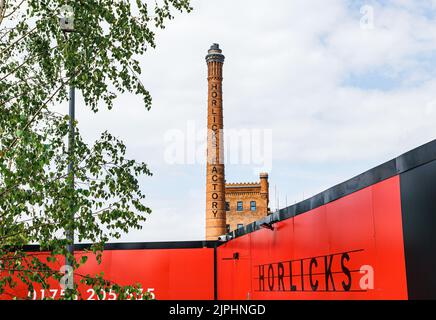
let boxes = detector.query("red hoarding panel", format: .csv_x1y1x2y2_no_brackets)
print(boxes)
1,248,214,300
217,176,408,300
218,234,252,300
371,177,408,299
76,248,214,300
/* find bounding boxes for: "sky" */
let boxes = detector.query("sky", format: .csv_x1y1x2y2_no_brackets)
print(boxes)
73,0,436,242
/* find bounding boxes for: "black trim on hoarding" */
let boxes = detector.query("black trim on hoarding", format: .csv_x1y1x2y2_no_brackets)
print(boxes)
400,159,436,300
213,243,218,300
229,139,436,240
22,241,218,252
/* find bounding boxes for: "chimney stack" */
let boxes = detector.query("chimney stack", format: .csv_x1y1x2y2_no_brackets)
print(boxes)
205,44,226,240
260,172,269,213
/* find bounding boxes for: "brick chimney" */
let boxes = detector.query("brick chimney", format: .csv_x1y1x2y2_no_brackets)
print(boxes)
205,44,226,240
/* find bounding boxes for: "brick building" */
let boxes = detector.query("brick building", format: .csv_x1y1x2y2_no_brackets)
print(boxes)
225,173,270,232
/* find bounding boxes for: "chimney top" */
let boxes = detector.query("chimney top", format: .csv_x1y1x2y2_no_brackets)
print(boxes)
206,43,225,63
260,172,269,179
209,43,221,52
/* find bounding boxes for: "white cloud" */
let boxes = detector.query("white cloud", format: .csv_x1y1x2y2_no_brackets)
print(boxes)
73,0,436,241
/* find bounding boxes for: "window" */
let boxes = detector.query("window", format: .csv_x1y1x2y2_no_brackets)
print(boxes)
237,201,243,211
237,224,244,229
225,202,230,211
226,224,230,233
250,201,256,211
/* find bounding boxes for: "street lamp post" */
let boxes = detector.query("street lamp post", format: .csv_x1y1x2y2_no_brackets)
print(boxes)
66,84,75,289
60,4,75,293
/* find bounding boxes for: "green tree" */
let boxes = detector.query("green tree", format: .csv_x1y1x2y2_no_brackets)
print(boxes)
0,0,191,299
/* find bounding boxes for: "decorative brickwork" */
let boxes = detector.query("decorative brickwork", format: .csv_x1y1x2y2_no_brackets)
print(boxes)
225,173,270,232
